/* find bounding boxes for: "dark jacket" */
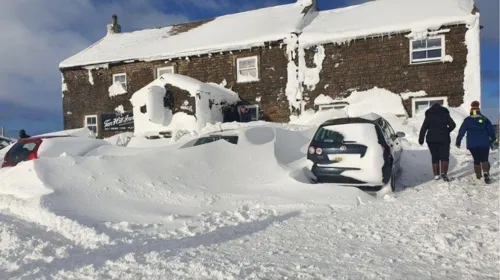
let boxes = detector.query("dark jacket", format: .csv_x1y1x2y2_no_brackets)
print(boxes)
240,112,252,123
418,104,456,144
456,114,497,149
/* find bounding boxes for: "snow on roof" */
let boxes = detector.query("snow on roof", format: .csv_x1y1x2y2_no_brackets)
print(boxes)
60,2,312,68
300,0,476,46
130,73,240,107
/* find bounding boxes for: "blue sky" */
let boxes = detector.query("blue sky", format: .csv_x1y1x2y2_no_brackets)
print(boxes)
0,0,498,137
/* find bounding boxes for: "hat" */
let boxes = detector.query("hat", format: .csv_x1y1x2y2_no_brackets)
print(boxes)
471,100,480,109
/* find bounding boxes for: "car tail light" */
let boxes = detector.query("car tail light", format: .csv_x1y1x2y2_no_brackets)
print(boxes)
28,152,38,161
308,146,322,155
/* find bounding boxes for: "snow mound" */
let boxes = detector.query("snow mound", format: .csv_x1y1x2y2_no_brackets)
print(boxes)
1,125,373,226
345,87,407,117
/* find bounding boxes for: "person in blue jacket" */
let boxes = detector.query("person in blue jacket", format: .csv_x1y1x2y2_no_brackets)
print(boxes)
456,101,497,184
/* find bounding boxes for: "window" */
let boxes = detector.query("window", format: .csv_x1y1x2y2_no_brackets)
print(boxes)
238,105,259,121
410,36,445,64
318,102,349,111
84,115,98,136
236,56,259,83
112,73,127,91
157,66,174,77
412,97,448,117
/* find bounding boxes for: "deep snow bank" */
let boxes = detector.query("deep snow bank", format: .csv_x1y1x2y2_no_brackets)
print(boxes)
0,125,373,225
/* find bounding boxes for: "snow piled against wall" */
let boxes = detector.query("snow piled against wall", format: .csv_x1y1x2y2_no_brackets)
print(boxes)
314,94,335,105
346,87,407,117
462,14,481,110
61,74,67,93
115,105,125,114
400,90,427,100
301,45,325,91
108,82,127,97
292,87,409,124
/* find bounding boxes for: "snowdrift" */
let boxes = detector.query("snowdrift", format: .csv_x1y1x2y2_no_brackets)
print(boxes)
0,125,373,226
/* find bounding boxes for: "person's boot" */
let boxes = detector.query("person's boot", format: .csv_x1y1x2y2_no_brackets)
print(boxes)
481,162,491,184
473,164,482,180
432,163,440,180
441,161,450,182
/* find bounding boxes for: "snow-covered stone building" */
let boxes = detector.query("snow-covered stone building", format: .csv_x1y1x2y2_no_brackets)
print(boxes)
60,0,481,138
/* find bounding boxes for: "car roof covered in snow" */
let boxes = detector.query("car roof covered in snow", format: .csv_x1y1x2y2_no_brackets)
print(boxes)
319,114,382,127
59,1,313,68
300,0,476,46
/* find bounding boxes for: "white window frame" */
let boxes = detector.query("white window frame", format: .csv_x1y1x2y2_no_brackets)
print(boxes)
409,35,445,64
156,66,175,78
112,73,127,91
236,56,259,83
412,97,448,117
237,104,259,121
84,115,98,136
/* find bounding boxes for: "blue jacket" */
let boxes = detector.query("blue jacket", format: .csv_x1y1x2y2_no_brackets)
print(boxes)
456,114,497,149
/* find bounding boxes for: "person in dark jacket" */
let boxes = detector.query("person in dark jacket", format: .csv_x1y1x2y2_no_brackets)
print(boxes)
456,101,497,184
418,103,456,181
239,106,252,123
18,129,30,139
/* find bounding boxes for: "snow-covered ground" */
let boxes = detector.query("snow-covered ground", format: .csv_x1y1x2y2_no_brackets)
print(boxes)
0,110,498,279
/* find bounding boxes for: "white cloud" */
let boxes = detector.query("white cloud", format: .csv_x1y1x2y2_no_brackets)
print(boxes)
0,0,188,112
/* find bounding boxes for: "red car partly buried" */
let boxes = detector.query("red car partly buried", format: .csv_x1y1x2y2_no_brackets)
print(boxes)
1,136,68,168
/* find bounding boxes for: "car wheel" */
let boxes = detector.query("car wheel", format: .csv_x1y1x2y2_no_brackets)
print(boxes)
376,173,395,198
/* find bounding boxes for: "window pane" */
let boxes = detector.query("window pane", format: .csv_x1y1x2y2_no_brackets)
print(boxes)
412,40,426,50
429,99,444,106
415,101,430,114
247,107,258,121
239,69,257,78
427,38,442,48
158,68,173,76
114,75,126,83
427,49,442,58
412,51,427,60
238,58,256,69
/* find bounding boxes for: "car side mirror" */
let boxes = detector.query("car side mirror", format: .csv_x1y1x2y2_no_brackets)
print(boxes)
396,131,406,138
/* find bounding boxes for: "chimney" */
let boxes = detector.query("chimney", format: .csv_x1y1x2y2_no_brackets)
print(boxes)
107,14,121,35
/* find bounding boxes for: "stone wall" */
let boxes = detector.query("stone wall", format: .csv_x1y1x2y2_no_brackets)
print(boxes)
62,44,291,137
61,25,469,137
302,25,468,114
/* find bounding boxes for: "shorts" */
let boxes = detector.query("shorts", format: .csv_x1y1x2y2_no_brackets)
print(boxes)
468,147,490,165
427,142,450,163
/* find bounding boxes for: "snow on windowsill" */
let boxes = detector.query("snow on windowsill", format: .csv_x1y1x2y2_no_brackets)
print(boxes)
314,94,335,105
400,90,427,100
409,56,453,65
236,76,260,84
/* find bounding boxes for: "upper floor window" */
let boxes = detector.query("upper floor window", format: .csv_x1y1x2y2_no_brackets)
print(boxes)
113,73,127,91
157,66,174,78
236,56,259,83
410,36,445,64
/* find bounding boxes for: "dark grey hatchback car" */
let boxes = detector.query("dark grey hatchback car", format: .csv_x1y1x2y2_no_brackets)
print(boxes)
307,114,405,192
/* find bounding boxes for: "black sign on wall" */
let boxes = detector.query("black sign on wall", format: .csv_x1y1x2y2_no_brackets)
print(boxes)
101,112,134,131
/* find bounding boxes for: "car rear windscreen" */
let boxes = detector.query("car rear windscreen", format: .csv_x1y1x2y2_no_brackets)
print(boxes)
194,136,238,146
313,123,376,144
4,142,38,164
